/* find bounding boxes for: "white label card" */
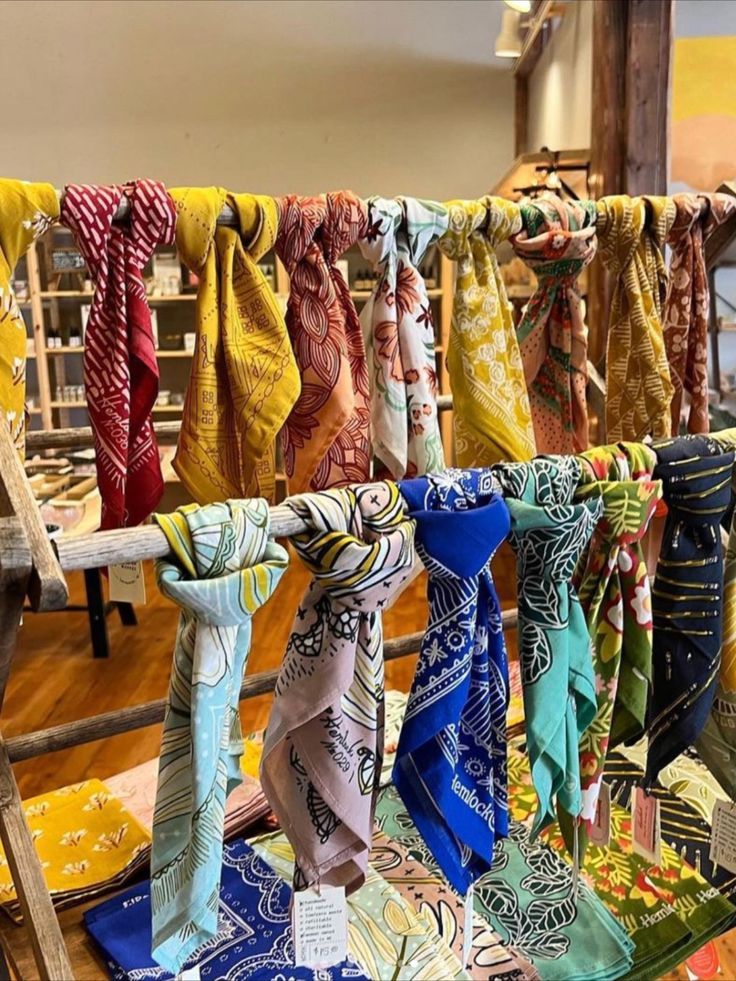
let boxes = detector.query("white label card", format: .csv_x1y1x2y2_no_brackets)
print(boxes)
178,968,200,981
631,786,661,865
710,799,736,874
462,883,475,968
293,885,348,969
109,561,146,604
589,781,611,848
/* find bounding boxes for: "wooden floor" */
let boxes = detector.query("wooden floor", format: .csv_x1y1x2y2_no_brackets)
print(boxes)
2,542,736,979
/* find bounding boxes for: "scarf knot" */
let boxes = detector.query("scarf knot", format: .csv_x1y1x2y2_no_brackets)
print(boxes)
439,195,521,259
359,197,401,267
170,186,227,274
276,195,327,270
236,193,278,261
322,191,368,265
579,480,662,550
515,195,597,281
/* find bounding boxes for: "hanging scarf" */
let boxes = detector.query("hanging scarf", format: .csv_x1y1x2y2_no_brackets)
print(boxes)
276,192,370,492
260,482,414,891
558,458,661,849
646,435,734,786
150,499,288,972
358,196,448,479
577,442,661,749
61,182,175,529
393,469,510,894
0,179,58,454
597,195,675,441
493,456,601,836
664,193,736,434
511,195,597,454
169,188,299,503
438,197,535,465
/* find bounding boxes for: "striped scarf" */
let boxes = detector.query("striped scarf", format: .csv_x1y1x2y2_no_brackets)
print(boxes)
61,181,176,528
150,499,288,973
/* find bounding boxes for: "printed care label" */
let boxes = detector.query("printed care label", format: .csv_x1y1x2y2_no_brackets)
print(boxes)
631,786,661,865
109,561,146,604
710,799,736,874
589,781,611,848
293,885,348,968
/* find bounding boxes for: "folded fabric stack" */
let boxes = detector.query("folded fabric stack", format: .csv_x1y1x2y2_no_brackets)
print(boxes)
0,779,149,922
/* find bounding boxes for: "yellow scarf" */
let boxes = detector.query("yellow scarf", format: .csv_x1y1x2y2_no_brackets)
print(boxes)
438,196,535,465
0,179,59,455
597,195,675,441
170,188,300,503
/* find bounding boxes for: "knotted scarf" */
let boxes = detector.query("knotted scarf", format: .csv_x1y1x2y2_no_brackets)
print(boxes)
394,469,511,894
0,179,58,454
646,435,734,786
61,181,175,528
169,188,299,503
260,482,415,891
438,197,535,465
597,195,676,441
358,196,448,479
511,195,597,454
150,499,288,972
664,193,736,434
493,456,601,836
559,447,662,847
577,442,662,748
276,192,370,492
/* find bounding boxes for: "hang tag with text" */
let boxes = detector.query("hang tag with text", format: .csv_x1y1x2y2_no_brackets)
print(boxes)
710,799,736,874
109,561,146,604
293,885,348,968
462,882,475,968
632,786,661,865
178,968,200,981
589,781,611,847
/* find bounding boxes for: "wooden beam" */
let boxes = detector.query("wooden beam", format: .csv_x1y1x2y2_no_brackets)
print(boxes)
515,75,529,156
514,0,555,78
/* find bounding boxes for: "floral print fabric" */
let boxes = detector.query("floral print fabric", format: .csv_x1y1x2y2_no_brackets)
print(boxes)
260,483,415,892
277,192,370,492
438,197,536,465
511,195,597,454
359,197,448,479
395,470,511,893
664,193,736,434
493,456,601,835
0,179,58,454
597,195,675,441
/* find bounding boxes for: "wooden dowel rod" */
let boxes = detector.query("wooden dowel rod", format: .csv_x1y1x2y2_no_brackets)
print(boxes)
55,189,238,227
5,609,518,763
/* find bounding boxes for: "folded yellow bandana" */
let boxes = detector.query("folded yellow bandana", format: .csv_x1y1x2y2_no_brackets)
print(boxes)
170,187,300,503
0,179,58,454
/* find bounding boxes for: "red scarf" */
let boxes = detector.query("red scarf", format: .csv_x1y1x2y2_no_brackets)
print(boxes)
62,181,176,529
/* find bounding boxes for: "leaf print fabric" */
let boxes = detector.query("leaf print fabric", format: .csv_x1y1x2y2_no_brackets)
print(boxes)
260,483,415,893
358,197,448,479
0,179,58,455
276,192,370,492
597,195,675,441
438,197,536,465
0,778,149,923
375,785,634,981
85,839,368,981
647,436,734,785
169,188,300,503
511,195,597,454
493,456,601,836
62,181,176,528
253,830,469,981
664,193,736,435
395,469,511,893
151,499,289,973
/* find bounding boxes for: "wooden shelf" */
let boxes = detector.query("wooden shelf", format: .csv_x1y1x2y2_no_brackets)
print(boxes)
50,401,86,409
45,346,84,355
152,404,183,413
39,290,93,299
148,294,196,303
158,350,193,358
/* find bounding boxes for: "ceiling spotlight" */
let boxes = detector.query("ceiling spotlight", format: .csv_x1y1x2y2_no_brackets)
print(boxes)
504,0,532,10
495,9,523,59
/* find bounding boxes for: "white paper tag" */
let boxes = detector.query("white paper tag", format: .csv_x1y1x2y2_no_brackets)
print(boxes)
109,561,146,604
293,885,348,968
632,786,661,865
462,883,474,968
589,781,611,848
178,968,200,981
710,799,736,874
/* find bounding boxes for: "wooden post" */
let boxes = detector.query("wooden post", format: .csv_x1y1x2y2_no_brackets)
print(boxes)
0,739,73,979
514,75,528,156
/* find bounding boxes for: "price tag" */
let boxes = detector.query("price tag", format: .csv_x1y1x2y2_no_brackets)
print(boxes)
632,786,661,865
178,968,200,980
462,883,475,968
293,885,348,968
589,781,611,848
710,799,736,874
109,561,146,604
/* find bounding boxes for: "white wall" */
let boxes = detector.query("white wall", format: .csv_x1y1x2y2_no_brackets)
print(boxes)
1,0,515,200
526,0,593,153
